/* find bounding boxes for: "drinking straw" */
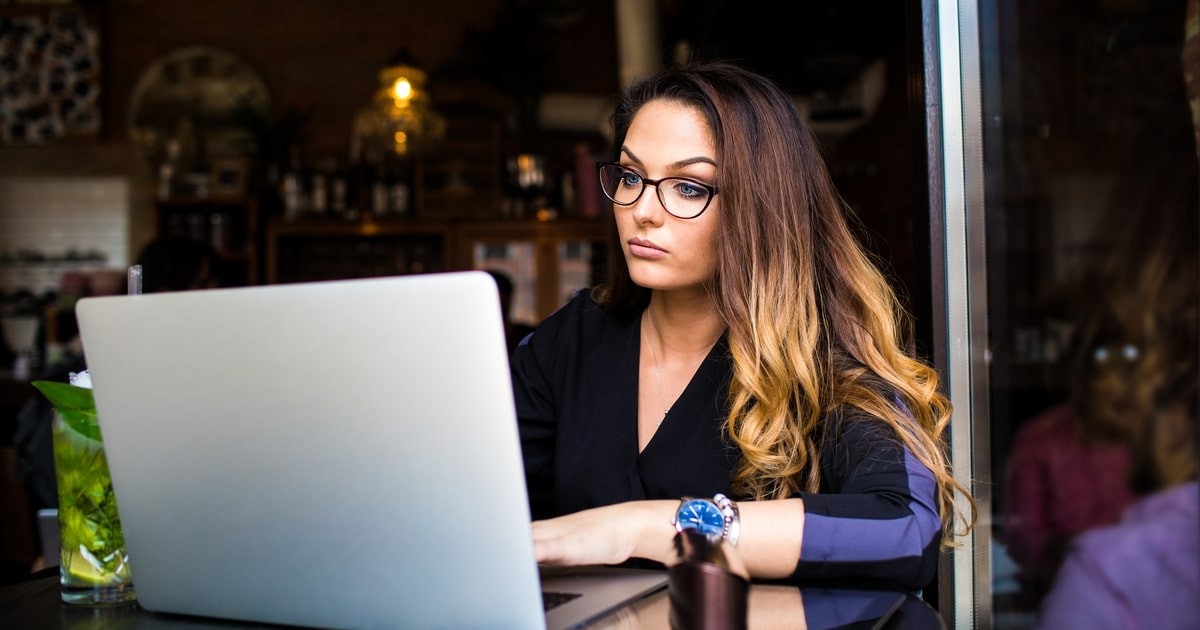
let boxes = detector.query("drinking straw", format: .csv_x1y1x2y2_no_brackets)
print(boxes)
128,264,143,296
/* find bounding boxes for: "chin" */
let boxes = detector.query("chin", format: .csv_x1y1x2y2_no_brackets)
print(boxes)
627,273,662,292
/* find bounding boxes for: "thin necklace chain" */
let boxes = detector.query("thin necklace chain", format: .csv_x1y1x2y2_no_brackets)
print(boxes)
645,310,670,421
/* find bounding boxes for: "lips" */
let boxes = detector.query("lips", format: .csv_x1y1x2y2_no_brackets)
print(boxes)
627,237,667,259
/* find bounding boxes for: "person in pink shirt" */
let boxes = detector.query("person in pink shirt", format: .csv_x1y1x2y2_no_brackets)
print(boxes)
1038,191,1197,628
1002,402,1135,602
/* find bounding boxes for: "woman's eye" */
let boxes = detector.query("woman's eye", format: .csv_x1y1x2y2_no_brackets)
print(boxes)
674,180,704,198
620,171,642,187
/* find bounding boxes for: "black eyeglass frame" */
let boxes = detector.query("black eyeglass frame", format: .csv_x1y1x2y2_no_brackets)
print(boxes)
596,161,720,219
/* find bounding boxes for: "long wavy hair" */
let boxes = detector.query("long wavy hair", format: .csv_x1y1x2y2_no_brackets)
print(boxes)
594,61,976,542
1068,148,1198,492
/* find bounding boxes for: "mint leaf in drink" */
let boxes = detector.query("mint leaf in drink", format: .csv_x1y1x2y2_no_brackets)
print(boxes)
31,381,102,442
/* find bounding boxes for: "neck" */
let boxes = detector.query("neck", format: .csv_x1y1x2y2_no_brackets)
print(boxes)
644,293,724,357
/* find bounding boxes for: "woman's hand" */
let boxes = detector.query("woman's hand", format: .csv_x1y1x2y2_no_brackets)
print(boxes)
533,500,678,567
532,498,806,577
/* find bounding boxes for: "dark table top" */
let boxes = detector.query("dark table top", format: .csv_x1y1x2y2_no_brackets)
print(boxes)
0,573,946,629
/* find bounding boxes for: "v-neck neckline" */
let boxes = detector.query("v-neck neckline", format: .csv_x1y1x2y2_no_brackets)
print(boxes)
636,331,727,455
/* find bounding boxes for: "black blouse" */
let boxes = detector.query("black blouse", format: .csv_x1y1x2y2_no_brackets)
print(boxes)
511,292,942,592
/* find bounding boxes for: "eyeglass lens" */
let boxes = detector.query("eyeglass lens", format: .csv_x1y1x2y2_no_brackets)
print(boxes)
598,164,712,219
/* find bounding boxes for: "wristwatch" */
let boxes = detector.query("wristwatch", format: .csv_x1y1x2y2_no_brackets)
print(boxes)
672,493,740,546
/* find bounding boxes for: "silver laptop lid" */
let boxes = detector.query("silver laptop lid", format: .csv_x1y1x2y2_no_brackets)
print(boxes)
76,271,545,629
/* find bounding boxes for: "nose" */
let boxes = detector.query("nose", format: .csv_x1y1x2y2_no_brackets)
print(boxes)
630,183,666,224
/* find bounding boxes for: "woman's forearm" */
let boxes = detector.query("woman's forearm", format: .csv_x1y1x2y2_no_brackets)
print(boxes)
535,498,807,580
732,498,806,578
628,498,806,579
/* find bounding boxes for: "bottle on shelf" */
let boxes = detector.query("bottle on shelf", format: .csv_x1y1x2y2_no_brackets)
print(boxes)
210,213,227,253
345,156,372,221
388,175,411,217
281,148,307,221
329,157,350,219
380,153,412,217
309,158,329,217
370,163,389,219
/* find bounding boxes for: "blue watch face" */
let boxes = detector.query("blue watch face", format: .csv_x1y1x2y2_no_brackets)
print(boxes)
676,499,725,537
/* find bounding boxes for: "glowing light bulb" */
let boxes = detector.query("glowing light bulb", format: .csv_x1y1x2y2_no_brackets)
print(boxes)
392,78,413,102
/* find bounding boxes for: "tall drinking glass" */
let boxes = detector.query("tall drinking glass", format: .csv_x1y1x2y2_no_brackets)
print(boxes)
33,378,136,606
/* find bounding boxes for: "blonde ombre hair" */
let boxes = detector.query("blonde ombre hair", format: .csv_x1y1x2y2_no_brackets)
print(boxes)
597,61,976,543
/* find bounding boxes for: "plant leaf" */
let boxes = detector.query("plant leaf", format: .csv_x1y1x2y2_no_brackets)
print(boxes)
31,381,102,442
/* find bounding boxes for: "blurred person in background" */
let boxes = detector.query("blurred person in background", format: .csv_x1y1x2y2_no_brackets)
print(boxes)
1005,13,1200,612
1000,298,1137,603
134,236,222,293
1035,161,1198,628
485,269,536,356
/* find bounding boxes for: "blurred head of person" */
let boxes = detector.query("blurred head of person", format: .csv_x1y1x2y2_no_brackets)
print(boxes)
134,237,221,293
1066,185,1198,495
485,269,515,322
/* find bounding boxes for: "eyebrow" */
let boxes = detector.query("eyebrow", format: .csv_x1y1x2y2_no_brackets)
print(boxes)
619,147,717,170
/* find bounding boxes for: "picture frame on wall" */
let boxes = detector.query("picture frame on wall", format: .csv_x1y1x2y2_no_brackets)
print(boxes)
209,157,249,199
0,1,104,145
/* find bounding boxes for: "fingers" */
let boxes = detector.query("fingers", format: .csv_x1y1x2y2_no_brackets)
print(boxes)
532,508,631,567
532,517,606,566
532,520,567,565
532,501,679,568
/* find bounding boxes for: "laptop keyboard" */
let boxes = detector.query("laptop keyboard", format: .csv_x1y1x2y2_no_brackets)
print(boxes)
542,590,582,611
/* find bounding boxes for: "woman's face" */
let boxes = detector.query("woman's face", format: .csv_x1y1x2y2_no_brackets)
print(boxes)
614,99,721,295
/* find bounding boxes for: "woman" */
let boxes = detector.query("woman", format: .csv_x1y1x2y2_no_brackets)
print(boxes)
513,61,975,592
1036,166,1198,629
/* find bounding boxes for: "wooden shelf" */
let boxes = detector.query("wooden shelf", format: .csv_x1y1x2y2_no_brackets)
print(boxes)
155,197,259,286
266,217,454,284
265,216,608,321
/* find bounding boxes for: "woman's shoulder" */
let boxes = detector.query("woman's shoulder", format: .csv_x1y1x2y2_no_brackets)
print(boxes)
823,368,897,419
817,373,916,449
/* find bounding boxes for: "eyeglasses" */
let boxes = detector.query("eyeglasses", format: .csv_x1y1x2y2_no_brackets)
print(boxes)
597,162,719,219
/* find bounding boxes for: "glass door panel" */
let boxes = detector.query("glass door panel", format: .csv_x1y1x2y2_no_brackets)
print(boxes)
555,240,593,307
978,1,1198,627
473,241,538,327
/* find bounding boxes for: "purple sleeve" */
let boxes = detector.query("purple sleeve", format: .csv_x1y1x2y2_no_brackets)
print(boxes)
1038,550,1128,630
793,412,943,591
1037,485,1200,630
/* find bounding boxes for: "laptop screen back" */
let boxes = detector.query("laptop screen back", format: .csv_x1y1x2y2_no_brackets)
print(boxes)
76,271,546,628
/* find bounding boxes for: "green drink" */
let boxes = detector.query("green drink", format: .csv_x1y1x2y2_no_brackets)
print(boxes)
34,379,136,606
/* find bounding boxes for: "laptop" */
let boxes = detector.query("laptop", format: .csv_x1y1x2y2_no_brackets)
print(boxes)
75,270,667,629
